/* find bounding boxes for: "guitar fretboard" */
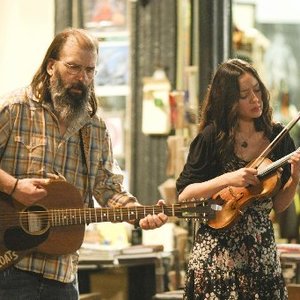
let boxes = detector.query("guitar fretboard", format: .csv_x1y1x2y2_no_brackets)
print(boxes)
46,205,179,226
1,198,211,234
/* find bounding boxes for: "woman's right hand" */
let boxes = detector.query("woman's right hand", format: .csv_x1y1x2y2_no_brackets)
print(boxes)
178,167,260,201
225,167,260,187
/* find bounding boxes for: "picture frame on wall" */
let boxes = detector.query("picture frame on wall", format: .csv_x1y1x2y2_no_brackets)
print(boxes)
94,40,129,95
82,0,128,32
101,111,125,157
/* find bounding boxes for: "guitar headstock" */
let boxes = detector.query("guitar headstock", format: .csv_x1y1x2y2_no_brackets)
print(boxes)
177,198,221,223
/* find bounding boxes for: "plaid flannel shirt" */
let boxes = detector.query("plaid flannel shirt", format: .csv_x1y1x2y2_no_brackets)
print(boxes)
0,86,137,282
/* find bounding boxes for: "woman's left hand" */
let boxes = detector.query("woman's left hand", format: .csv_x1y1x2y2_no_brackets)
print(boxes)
290,151,300,182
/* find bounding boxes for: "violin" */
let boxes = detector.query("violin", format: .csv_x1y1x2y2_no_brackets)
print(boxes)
208,157,281,229
208,113,300,230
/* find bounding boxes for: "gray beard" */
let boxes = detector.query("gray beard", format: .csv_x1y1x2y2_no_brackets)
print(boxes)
50,76,90,125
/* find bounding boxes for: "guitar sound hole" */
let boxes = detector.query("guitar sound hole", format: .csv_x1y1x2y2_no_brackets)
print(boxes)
20,205,50,235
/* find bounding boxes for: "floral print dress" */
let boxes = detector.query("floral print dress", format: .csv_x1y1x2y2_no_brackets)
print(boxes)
176,124,294,300
184,157,287,299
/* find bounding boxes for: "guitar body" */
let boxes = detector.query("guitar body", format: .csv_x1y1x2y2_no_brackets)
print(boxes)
0,194,34,270
35,180,85,254
0,180,85,271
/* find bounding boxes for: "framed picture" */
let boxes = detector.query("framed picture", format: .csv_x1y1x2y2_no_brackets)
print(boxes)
100,111,125,157
83,0,128,32
95,40,129,89
232,3,255,30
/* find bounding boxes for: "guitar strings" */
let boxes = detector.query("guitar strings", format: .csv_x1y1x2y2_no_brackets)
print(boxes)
0,203,207,223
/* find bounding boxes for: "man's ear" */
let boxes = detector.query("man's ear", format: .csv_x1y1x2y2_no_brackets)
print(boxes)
46,59,55,76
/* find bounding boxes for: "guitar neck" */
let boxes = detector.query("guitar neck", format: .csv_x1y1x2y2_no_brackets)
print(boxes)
48,205,181,227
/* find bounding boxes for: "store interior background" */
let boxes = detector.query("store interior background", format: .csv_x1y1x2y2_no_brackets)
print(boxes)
1,0,300,298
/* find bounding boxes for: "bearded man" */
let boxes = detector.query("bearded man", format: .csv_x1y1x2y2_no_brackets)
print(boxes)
0,28,167,299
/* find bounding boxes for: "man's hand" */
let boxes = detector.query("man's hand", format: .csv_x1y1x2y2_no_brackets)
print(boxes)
138,199,168,230
12,178,48,206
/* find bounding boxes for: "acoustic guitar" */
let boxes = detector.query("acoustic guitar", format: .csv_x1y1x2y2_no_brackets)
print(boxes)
0,180,217,271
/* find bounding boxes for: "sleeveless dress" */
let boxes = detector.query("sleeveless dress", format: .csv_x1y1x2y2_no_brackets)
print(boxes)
176,123,295,300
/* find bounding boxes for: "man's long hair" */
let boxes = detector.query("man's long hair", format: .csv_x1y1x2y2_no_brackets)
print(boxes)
30,28,99,117
199,58,273,161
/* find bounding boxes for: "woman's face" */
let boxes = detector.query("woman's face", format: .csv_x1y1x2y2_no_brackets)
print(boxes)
237,72,263,121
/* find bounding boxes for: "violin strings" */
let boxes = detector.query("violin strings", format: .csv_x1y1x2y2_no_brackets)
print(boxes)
250,111,300,169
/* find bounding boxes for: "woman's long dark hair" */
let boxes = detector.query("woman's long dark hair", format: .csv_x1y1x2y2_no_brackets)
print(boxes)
30,28,99,117
199,58,273,161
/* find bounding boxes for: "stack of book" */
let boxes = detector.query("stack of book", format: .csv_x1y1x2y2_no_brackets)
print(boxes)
121,244,164,255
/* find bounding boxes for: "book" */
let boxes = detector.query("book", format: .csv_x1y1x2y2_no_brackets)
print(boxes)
79,243,124,261
121,244,164,255
277,243,300,253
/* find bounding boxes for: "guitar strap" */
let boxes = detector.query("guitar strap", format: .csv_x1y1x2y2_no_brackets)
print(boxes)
79,125,94,208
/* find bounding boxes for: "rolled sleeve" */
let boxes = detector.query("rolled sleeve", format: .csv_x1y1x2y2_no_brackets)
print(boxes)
92,122,137,207
176,124,220,195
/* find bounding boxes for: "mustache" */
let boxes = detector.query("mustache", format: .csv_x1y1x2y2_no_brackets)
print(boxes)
67,82,88,94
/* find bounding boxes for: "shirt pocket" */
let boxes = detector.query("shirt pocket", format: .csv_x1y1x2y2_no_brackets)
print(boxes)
14,135,47,159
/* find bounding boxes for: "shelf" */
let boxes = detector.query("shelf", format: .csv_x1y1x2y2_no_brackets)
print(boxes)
95,85,130,97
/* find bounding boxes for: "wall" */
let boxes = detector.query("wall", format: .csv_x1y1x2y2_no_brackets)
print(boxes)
0,0,55,96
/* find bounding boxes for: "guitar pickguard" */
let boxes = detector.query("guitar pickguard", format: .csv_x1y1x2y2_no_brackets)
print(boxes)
4,227,49,251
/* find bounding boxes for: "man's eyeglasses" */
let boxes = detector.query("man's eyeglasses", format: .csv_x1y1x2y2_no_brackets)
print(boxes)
56,60,97,78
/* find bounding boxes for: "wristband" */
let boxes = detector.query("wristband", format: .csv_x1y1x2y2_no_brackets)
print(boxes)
10,179,19,196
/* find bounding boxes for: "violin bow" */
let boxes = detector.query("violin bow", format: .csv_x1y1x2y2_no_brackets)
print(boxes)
249,111,300,169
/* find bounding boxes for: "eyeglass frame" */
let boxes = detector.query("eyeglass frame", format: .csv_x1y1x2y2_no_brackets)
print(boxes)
55,60,97,78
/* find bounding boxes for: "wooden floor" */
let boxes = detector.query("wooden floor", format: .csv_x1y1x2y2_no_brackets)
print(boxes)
287,284,300,300
152,286,300,300
79,293,101,300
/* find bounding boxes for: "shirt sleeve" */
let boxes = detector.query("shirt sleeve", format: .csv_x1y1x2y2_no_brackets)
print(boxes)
92,119,137,207
272,123,296,187
0,106,12,156
0,91,18,156
176,124,221,195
